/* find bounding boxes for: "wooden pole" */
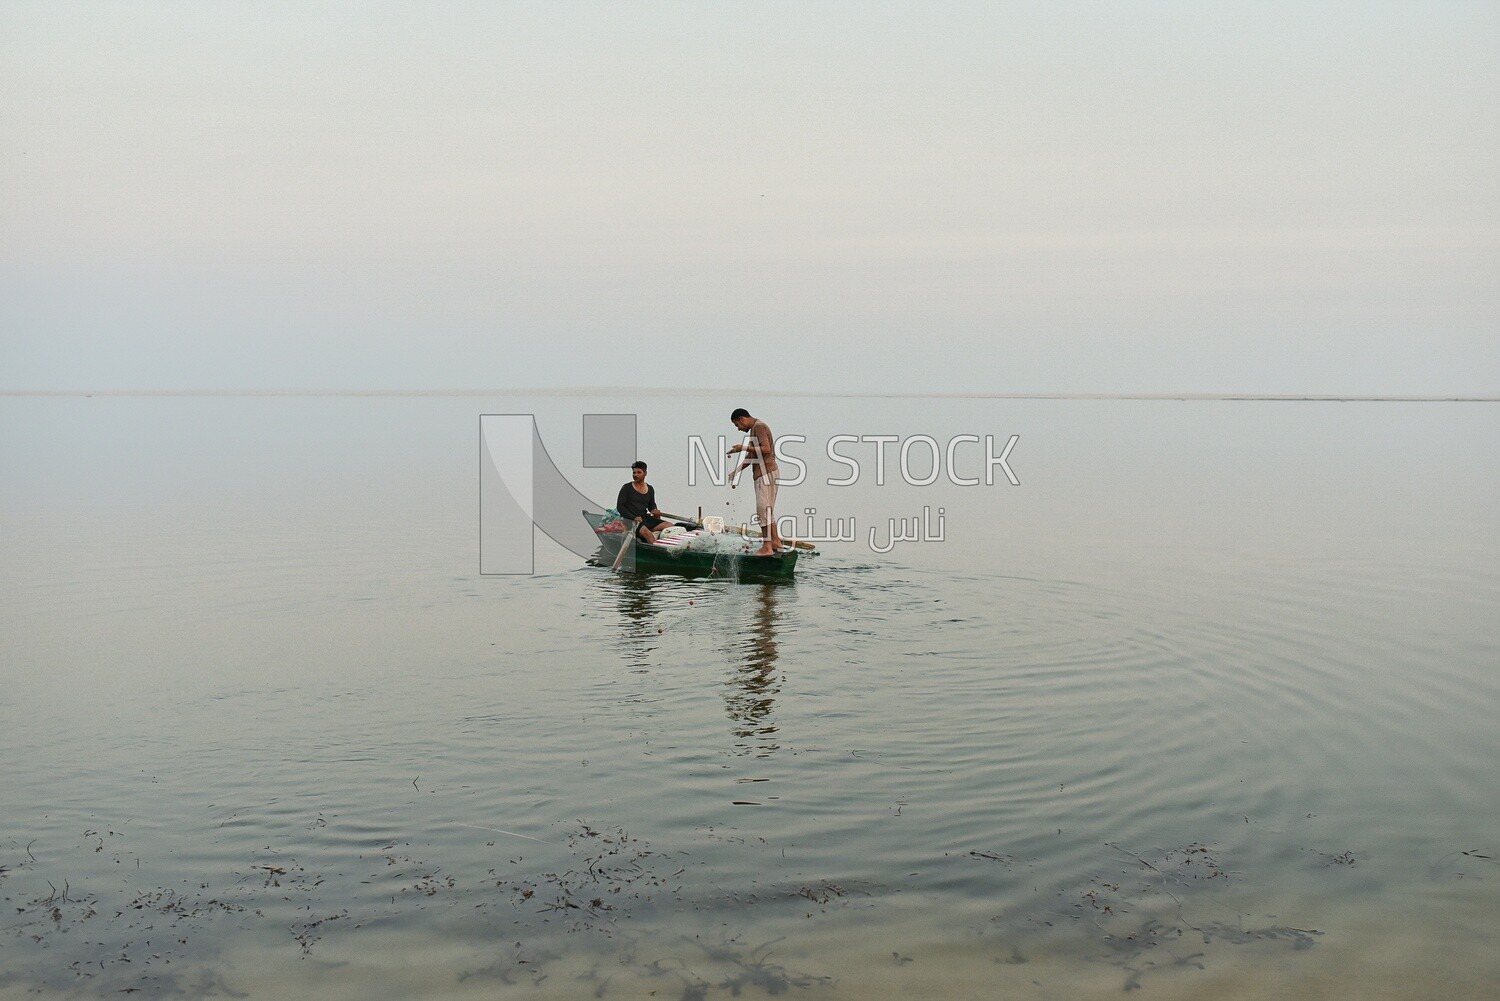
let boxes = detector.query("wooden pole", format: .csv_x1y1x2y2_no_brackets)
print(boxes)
611,525,635,570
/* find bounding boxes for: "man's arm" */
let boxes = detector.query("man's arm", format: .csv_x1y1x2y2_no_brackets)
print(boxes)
616,484,635,518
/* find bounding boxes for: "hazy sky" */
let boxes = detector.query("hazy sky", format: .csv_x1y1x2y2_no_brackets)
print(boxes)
2,1,1496,394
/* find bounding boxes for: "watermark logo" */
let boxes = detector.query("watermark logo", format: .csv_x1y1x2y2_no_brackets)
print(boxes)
763,503,950,552
689,433,1017,553
481,417,1020,572
480,414,632,574
687,434,1018,487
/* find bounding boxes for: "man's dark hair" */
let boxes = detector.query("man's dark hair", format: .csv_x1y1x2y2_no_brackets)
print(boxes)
631,461,647,471
730,408,751,421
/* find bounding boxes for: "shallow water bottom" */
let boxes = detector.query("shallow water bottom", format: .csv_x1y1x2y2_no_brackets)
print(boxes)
9,919,1488,1001
6,866,1492,1001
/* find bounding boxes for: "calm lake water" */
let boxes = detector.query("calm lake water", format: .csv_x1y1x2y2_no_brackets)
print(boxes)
2,393,1497,999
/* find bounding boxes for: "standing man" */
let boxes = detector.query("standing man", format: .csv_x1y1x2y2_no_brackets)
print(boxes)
616,461,674,544
728,408,784,556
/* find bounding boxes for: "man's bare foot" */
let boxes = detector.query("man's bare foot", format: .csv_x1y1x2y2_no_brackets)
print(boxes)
752,546,776,557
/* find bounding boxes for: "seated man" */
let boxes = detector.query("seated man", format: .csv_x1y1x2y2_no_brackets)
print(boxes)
615,461,674,544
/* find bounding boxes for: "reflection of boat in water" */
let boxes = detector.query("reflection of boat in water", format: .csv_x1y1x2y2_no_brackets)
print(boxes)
583,510,798,582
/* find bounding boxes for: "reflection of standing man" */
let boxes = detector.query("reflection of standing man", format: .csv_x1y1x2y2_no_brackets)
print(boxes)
729,408,784,556
724,584,781,750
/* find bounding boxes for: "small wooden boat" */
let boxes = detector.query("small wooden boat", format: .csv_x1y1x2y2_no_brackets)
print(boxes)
583,510,799,581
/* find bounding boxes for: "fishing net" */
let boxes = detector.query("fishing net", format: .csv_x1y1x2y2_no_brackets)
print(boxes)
591,508,770,579
678,531,756,555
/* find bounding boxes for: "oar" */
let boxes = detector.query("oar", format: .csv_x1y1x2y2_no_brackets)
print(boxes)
657,511,704,530
611,522,636,571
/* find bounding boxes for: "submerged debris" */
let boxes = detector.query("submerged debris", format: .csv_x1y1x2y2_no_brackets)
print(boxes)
2,820,1372,997
980,841,1329,992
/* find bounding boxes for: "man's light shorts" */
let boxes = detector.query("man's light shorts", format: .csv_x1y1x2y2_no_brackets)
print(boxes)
754,474,778,532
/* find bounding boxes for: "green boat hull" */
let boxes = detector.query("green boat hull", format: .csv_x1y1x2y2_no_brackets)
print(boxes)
583,511,798,581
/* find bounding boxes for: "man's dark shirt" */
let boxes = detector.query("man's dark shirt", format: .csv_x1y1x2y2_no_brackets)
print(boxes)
616,482,657,522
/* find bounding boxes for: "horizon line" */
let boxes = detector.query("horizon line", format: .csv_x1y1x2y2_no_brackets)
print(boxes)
1,389,1497,402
